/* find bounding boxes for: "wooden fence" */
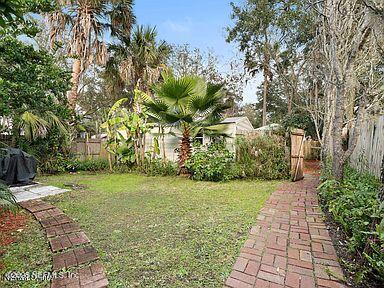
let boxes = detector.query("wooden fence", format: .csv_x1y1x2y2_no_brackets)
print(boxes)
71,138,109,161
350,115,384,178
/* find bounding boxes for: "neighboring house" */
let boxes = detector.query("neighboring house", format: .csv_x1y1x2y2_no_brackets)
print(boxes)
145,117,255,161
254,123,281,134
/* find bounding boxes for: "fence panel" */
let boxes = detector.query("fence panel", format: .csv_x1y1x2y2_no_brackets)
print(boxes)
350,115,384,178
71,138,109,161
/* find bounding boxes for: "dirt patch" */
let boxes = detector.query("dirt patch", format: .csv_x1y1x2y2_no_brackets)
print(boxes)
304,160,321,175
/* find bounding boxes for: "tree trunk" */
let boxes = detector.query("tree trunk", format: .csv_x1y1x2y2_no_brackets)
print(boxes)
161,126,166,161
178,126,191,174
68,59,81,109
331,83,346,180
262,73,268,127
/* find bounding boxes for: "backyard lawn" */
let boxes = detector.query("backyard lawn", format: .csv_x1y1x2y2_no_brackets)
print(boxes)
1,173,281,287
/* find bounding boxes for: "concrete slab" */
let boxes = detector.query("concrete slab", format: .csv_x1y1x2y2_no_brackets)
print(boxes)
10,184,70,203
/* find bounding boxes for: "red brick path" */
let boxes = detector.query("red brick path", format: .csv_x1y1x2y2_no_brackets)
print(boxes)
20,199,108,288
225,175,346,288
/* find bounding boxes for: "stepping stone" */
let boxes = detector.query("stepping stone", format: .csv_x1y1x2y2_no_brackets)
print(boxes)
52,246,99,271
50,231,90,252
46,222,82,238
51,262,108,288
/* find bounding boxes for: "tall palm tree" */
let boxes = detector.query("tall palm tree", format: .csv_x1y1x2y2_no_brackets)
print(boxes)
48,0,135,109
143,74,229,172
106,25,170,97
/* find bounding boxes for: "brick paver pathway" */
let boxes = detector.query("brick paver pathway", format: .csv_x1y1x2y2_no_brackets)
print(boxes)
20,199,108,288
226,175,346,288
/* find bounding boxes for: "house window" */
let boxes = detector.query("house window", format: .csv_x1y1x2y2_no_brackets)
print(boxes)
194,133,203,145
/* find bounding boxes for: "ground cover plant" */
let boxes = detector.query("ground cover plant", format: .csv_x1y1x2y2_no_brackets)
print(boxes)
31,172,281,287
318,166,383,284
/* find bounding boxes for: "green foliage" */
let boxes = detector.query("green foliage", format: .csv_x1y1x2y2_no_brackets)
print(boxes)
185,143,236,182
282,110,318,139
37,153,109,174
141,159,178,177
102,89,151,167
235,135,289,180
0,36,71,170
71,158,110,172
0,0,55,36
144,73,230,169
318,167,383,282
0,180,18,216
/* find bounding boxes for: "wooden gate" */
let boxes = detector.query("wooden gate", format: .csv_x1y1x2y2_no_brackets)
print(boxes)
291,129,305,181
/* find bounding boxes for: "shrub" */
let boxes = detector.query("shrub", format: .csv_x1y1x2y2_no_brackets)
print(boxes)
40,156,110,174
70,158,110,172
318,166,383,282
0,180,18,216
185,143,236,182
235,135,289,180
141,158,178,176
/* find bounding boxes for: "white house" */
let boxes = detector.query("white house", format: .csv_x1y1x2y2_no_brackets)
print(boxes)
145,116,255,161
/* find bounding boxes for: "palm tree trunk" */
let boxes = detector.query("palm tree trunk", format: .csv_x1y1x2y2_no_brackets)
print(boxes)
178,126,191,174
262,74,268,127
68,59,81,109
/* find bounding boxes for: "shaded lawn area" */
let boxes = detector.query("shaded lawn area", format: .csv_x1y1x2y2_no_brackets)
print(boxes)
9,173,281,287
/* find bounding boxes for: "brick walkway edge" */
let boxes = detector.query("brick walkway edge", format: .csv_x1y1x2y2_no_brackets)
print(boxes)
20,199,108,288
225,175,346,288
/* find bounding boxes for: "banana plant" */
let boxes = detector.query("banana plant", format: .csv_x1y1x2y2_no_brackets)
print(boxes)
102,88,152,169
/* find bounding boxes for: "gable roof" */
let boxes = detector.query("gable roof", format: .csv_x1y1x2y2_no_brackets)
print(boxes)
221,117,249,124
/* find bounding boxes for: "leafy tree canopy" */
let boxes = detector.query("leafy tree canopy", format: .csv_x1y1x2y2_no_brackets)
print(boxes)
0,36,70,132
0,0,55,36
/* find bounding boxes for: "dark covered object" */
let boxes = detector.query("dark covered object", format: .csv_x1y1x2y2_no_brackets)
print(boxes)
0,148,37,185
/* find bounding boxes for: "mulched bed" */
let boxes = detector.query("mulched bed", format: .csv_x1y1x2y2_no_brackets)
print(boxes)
0,210,28,270
320,204,382,288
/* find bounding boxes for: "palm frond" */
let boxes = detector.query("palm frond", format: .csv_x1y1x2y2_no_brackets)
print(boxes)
0,180,18,216
19,111,49,141
46,111,68,136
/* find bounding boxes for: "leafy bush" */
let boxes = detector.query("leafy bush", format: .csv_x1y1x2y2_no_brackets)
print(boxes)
0,180,18,216
282,110,318,139
141,158,178,176
40,156,109,173
318,166,383,282
235,135,289,180
185,143,236,182
73,158,110,172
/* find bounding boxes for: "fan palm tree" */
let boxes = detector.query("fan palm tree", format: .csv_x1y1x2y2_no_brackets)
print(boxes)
143,74,229,172
48,0,135,109
106,25,170,98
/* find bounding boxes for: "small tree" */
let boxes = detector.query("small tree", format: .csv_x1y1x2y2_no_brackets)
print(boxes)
143,73,229,172
102,88,151,170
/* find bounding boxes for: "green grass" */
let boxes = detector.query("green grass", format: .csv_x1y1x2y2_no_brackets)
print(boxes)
0,212,51,288
7,173,281,287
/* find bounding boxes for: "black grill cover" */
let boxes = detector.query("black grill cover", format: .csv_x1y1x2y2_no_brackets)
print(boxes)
0,148,37,185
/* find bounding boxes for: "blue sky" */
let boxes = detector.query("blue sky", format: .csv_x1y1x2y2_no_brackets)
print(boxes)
134,0,259,104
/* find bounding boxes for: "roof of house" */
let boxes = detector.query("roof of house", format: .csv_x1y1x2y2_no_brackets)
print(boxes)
220,117,249,124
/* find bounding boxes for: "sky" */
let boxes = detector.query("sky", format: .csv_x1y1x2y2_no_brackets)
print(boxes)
134,0,260,104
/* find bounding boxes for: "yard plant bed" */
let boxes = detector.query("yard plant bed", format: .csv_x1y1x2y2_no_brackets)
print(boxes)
321,205,382,288
37,173,280,287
